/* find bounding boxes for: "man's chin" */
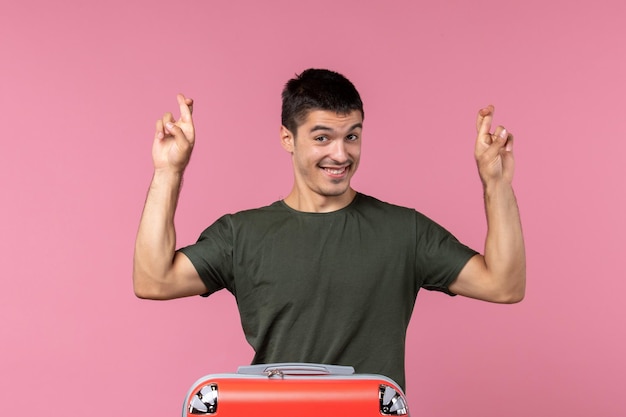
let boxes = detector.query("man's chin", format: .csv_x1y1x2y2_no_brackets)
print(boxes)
318,185,353,198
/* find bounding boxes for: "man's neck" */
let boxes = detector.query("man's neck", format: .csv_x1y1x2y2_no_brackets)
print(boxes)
282,188,357,213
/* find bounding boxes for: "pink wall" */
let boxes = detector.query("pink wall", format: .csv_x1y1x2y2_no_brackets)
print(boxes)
1,0,625,415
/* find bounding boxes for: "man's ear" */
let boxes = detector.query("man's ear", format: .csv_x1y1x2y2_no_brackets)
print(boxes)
280,125,295,153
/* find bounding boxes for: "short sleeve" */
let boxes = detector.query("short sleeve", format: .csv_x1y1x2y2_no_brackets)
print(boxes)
177,215,235,296
414,211,478,295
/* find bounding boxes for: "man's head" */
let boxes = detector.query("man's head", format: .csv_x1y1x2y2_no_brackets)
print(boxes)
279,69,364,211
281,68,364,135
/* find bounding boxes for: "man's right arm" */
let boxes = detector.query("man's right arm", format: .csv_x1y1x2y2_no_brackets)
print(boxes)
132,94,207,300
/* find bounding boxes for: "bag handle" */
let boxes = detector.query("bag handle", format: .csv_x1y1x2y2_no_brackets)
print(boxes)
237,363,355,377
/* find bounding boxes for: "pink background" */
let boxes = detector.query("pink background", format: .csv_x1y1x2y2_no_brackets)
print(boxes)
1,0,625,416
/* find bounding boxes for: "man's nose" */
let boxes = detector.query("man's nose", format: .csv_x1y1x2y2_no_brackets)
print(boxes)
330,140,348,162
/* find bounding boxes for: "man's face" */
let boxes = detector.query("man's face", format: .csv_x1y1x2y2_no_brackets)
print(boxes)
281,109,363,202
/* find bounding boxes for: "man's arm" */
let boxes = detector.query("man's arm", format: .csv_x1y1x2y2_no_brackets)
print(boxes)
133,94,207,300
448,105,526,303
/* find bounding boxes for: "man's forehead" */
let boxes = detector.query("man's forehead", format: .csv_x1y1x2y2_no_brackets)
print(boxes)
300,109,363,130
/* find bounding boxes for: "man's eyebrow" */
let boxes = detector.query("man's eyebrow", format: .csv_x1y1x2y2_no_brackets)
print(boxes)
309,125,332,133
309,123,363,133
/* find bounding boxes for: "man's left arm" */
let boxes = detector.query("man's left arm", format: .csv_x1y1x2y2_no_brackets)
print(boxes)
448,105,526,303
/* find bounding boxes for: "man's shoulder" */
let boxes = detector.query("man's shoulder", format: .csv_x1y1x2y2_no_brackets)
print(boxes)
354,193,443,230
226,200,288,222
354,193,416,215
226,194,419,221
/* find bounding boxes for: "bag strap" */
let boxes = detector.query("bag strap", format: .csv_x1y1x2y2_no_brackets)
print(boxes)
237,363,355,377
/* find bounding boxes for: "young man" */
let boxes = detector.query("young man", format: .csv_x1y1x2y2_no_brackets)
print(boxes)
133,69,525,389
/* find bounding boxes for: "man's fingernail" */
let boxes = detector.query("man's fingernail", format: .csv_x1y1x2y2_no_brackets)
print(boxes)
500,129,507,139
166,122,174,130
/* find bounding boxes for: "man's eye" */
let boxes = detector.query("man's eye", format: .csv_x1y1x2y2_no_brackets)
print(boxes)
315,136,328,142
346,134,359,141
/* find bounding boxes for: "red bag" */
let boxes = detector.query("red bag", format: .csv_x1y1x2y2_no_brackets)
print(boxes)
183,363,410,416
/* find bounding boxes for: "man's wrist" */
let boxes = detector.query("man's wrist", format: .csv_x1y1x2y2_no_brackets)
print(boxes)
482,178,515,198
151,168,185,191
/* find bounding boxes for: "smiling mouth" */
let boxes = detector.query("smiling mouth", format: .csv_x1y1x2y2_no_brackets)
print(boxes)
322,166,349,176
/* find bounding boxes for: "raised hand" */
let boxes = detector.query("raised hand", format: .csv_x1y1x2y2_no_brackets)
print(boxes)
134,93,206,300
152,94,195,173
448,105,525,303
474,105,515,187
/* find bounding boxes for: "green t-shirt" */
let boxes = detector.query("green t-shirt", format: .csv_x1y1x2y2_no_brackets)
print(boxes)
179,193,477,389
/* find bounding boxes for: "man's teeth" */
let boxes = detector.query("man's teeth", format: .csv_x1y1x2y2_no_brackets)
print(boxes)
325,167,346,174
